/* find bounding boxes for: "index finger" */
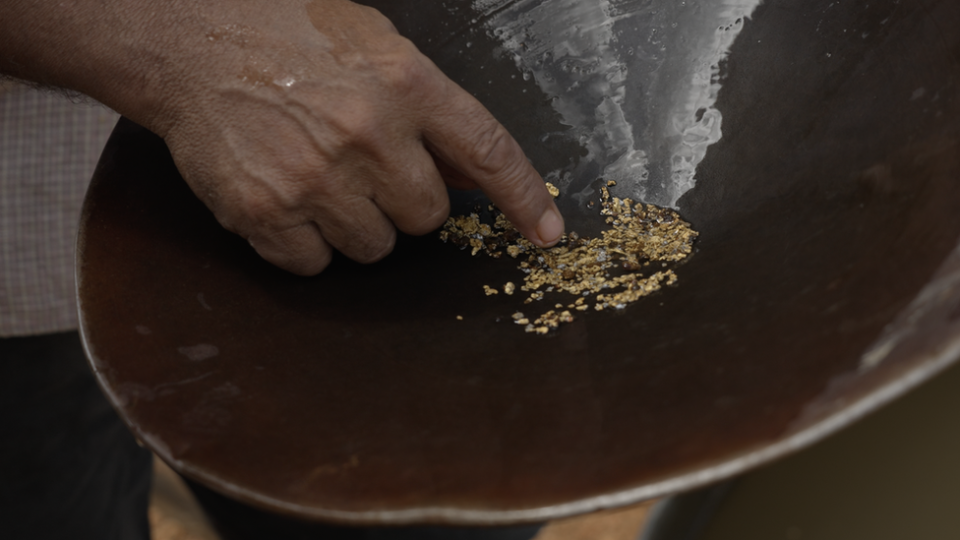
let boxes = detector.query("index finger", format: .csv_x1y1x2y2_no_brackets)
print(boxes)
420,80,564,248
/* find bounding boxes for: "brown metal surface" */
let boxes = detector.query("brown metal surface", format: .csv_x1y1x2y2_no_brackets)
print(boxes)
78,0,960,526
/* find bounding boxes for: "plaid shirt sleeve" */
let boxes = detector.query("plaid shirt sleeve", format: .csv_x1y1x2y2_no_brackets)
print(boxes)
0,82,120,337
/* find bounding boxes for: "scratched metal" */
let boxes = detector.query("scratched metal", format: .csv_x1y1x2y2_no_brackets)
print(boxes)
78,0,960,526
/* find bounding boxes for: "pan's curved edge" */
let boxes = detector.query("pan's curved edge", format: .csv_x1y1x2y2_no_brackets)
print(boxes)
173,237,960,525
75,117,124,390
130,283,960,526
138,325,960,526
74,118,960,526
74,117,186,487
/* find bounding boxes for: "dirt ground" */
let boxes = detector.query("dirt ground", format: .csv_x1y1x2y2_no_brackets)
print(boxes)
149,457,656,540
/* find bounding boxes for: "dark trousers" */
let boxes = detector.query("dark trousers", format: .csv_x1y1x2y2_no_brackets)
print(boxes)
0,332,542,540
0,332,152,540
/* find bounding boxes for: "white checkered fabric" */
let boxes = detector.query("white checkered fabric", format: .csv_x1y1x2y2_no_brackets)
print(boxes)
0,82,119,337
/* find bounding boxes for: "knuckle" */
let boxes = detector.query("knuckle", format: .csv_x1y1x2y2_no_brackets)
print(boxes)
380,47,429,96
248,225,333,277
467,122,524,180
288,247,333,276
327,101,384,152
302,171,342,202
234,189,288,229
213,197,267,235
412,205,450,235
398,191,449,235
306,255,333,275
352,229,396,264
218,181,314,240
357,4,398,33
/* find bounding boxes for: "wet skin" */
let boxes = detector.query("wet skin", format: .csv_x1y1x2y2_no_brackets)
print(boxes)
0,0,565,275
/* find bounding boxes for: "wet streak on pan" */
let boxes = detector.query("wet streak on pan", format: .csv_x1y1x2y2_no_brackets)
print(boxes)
379,0,761,233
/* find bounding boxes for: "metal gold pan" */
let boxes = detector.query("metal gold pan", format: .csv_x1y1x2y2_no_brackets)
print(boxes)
77,0,960,526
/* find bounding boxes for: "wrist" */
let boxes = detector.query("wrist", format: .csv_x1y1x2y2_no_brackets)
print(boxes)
0,1,225,138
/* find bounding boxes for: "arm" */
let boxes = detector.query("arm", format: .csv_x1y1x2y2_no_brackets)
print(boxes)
0,0,564,275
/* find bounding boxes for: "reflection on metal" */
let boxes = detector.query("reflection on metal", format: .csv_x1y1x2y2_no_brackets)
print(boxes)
861,241,960,370
476,0,762,208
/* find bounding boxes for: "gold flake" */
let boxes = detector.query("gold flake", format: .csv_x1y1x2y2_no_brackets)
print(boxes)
545,182,560,198
440,180,698,334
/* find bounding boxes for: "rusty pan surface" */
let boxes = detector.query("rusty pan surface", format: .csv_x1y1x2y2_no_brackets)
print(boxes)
78,0,960,526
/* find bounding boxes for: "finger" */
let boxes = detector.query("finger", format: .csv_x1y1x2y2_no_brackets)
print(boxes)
430,151,479,191
314,196,398,264
421,84,564,247
247,222,333,276
373,146,451,235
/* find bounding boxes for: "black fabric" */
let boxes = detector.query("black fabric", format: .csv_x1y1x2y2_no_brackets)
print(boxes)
0,331,543,540
0,331,153,540
186,479,543,540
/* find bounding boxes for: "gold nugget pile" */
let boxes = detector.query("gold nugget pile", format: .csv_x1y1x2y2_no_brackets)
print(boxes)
439,181,699,334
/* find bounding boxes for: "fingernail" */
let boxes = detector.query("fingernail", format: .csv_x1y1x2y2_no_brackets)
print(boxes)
535,205,564,247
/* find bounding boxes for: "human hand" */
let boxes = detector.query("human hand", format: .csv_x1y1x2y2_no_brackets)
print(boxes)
151,0,566,275
2,0,564,275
